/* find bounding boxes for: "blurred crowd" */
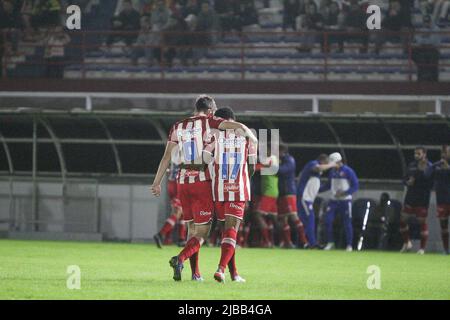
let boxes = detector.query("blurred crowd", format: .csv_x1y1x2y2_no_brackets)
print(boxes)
104,0,260,66
1,0,448,78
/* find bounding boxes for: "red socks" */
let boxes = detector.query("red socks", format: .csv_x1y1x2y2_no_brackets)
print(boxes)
294,219,308,245
400,220,410,243
282,223,292,246
420,223,429,250
219,228,237,271
267,219,274,244
159,214,177,237
178,237,201,263
261,226,271,247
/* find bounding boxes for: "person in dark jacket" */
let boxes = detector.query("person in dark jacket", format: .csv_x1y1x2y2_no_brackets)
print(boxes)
374,0,411,54
106,0,141,49
339,1,368,53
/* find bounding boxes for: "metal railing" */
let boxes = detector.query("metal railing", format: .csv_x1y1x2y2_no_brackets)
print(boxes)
0,91,449,113
2,29,450,81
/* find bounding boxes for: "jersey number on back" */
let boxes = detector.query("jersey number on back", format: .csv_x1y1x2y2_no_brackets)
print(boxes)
221,152,242,180
183,140,197,162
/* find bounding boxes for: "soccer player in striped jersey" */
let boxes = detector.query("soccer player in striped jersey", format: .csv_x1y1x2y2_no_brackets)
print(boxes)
204,107,256,283
151,95,257,282
153,162,186,248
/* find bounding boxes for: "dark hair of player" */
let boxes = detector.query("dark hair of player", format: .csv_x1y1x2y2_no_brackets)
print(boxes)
317,153,328,162
415,146,427,154
195,95,216,113
380,192,390,200
214,107,235,120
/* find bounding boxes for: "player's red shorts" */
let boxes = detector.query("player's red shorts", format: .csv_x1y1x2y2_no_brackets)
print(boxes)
255,195,278,215
178,180,213,224
278,195,298,215
403,205,428,218
214,201,246,221
437,204,450,219
167,180,182,209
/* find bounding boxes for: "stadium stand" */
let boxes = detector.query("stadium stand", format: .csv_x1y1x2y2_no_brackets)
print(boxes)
2,0,450,81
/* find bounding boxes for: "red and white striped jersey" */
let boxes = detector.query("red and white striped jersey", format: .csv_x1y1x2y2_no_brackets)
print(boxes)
168,115,224,184
209,129,256,202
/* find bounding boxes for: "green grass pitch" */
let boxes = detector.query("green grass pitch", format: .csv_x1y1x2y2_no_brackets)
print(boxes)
0,239,449,300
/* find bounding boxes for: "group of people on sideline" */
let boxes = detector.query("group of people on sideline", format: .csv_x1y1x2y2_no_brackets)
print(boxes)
154,138,450,255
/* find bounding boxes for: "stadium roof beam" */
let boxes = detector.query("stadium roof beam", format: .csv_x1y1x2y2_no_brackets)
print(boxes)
38,117,68,194
0,91,449,111
0,109,448,122
0,138,165,145
0,129,14,175
95,117,123,175
0,137,443,150
322,120,347,163
147,119,169,142
380,119,407,176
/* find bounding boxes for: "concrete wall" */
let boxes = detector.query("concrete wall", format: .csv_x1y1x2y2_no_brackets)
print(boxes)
0,179,166,242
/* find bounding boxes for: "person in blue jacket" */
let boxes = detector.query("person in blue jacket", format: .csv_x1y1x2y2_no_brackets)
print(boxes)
319,152,359,252
297,154,338,248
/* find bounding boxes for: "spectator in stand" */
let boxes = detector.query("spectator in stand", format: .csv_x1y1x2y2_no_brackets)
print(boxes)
0,0,22,53
161,14,189,67
193,1,219,64
21,0,34,39
44,24,70,78
151,0,170,31
131,15,161,66
215,0,240,33
411,14,441,81
106,0,141,52
140,0,154,16
283,0,301,31
374,1,411,55
318,0,331,19
322,1,344,52
235,0,259,32
178,14,199,66
30,0,61,30
340,0,368,53
421,0,450,24
181,0,199,18
297,1,324,53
